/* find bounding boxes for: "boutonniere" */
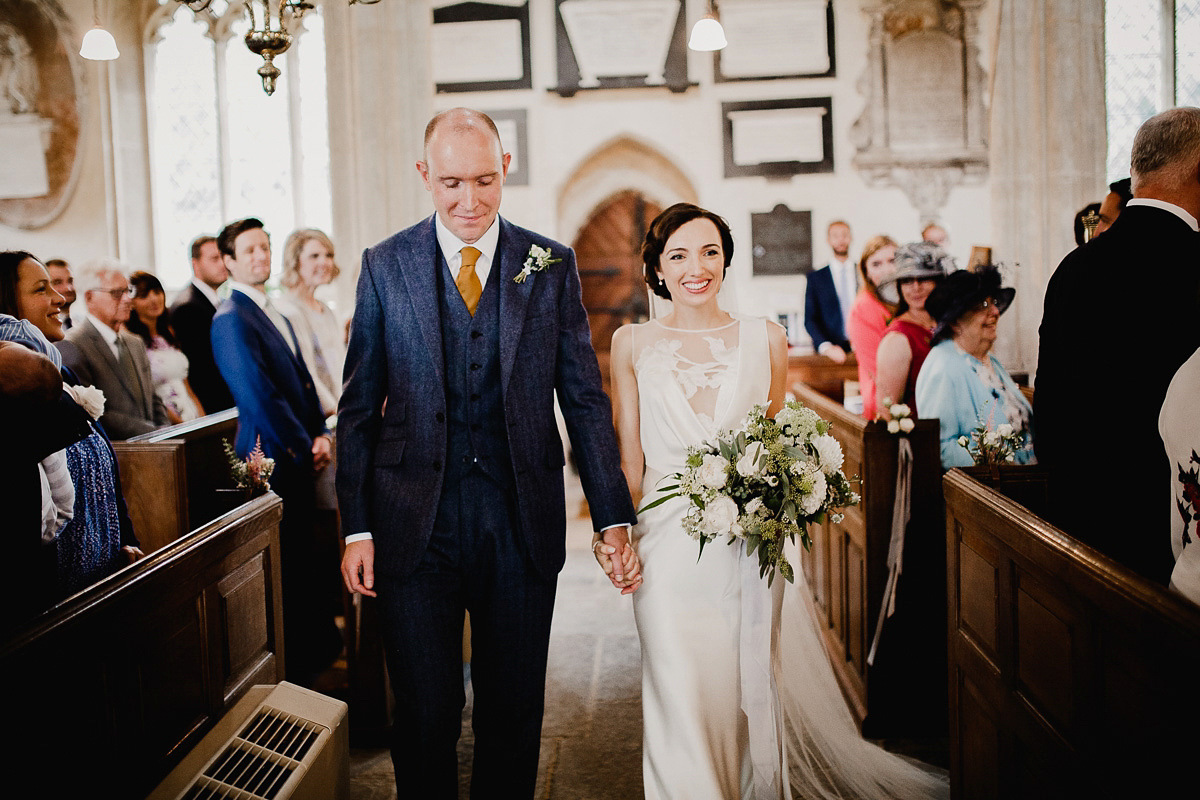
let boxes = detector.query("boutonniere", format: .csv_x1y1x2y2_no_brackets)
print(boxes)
514,244,562,284
64,383,106,421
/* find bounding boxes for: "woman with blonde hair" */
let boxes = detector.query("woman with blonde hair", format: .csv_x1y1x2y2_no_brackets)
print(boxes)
845,235,898,419
277,228,344,417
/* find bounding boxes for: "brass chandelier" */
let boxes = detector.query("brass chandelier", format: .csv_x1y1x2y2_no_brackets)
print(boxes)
176,1,380,96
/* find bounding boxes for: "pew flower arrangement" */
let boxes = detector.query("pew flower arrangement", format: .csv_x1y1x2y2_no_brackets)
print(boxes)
957,421,1026,467
223,436,275,494
881,398,915,434
640,401,859,585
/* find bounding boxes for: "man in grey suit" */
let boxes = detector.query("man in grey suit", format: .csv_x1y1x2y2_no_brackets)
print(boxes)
56,259,168,439
338,108,640,797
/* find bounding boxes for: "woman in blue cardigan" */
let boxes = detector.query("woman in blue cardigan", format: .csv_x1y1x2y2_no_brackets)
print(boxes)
916,265,1035,469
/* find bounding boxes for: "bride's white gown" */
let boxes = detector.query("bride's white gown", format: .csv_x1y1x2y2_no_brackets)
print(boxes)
631,315,948,800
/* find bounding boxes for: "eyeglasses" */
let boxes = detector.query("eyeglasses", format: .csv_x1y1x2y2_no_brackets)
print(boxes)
973,297,1001,312
95,286,133,299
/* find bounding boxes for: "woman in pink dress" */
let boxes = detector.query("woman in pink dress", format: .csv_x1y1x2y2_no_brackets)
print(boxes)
874,242,954,418
845,235,897,419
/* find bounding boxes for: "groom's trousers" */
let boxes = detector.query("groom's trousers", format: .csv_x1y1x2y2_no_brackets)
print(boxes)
377,467,558,799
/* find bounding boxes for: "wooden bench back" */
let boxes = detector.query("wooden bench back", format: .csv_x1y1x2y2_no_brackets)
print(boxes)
0,494,285,799
112,408,240,553
944,467,1200,797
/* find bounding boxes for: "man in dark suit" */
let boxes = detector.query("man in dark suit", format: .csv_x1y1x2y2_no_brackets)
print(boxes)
338,108,639,797
1036,106,1200,584
210,217,341,685
44,260,76,331
56,260,169,439
171,235,234,413
804,219,856,362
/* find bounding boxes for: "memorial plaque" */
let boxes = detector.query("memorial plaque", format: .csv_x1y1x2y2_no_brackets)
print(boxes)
433,1,532,93
751,204,812,276
554,0,689,95
716,0,835,81
723,98,834,178
885,31,965,150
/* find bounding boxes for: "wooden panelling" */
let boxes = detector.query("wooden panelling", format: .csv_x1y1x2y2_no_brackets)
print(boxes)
945,468,1200,797
792,382,947,737
0,495,284,799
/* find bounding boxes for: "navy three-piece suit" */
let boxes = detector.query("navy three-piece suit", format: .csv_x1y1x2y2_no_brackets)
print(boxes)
337,215,635,796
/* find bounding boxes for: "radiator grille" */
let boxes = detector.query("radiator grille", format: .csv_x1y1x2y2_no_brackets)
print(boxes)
178,705,324,799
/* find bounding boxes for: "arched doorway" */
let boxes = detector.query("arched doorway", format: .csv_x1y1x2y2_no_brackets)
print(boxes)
573,191,662,397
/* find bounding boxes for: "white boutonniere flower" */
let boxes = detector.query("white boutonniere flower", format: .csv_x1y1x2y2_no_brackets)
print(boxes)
64,383,106,420
514,244,562,284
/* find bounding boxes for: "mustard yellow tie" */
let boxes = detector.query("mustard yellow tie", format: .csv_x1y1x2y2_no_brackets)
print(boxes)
456,246,482,316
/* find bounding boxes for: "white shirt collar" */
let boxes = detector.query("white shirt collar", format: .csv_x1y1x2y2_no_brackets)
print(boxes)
191,277,222,308
229,281,270,308
1127,198,1200,232
81,310,119,345
434,213,501,288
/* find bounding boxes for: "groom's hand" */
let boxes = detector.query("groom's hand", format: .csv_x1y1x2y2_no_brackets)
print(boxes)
342,539,377,597
596,526,643,595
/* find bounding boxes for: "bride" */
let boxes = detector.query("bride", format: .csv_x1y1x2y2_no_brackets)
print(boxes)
599,203,949,799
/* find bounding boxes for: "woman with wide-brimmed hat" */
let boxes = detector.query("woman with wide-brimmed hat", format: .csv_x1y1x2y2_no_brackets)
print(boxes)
915,264,1035,469
873,242,954,418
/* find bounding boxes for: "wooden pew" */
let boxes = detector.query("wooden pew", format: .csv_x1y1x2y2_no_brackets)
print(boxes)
791,382,948,736
944,468,1200,797
0,494,285,800
112,408,240,554
788,351,859,403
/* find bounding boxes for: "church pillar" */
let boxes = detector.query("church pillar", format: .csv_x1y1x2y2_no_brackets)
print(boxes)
324,0,433,309
989,0,1105,375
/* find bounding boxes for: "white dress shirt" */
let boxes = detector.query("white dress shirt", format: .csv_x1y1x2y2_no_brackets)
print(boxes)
80,311,121,360
228,282,297,356
191,277,222,310
434,212,501,287
1127,198,1200,231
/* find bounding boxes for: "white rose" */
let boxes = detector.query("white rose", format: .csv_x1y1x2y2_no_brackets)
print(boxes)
887,419,900,434
997,423,1014,438
64,384,106,420
984,430,1001,446
889,403,910,419
898,417,915,433
696,454,730,489
812,434,844,476
957,436,970,447
736,440,767,478
701,495,739,535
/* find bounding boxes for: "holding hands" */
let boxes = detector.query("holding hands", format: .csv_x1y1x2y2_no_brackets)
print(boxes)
593,526,642,594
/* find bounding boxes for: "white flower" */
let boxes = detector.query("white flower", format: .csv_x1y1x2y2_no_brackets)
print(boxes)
812,434,844,476
889,403,910,419
736,440,767,478
513,244,562,283
696,454,730,489
957,436,970,447
997,423,1014,438
984,430,1001,446
765,475,779,487
64,384,105,420
887,419,900,434
898,417,915,433
745,497,765,516
701,495,739,535
801,471,827,515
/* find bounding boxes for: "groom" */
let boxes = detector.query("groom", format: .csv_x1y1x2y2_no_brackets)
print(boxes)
337,108,638,797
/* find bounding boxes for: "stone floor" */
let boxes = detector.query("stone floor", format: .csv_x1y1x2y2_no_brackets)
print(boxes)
343,475,947,798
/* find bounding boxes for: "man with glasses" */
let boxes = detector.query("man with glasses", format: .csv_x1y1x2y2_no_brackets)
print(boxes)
56,258,168,439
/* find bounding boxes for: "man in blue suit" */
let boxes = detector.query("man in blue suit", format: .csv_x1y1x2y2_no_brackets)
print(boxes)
211,217,342,686
804,219,856,362
338,108,639,797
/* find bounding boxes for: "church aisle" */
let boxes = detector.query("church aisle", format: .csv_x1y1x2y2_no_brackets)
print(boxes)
347,472,645,799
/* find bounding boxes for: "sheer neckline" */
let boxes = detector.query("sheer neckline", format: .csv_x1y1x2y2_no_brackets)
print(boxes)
650,317,738,333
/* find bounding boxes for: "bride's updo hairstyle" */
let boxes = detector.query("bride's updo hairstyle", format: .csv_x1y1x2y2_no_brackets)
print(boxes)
642,202,734,301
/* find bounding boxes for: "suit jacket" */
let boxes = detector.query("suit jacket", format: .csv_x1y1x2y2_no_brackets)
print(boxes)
337,215,636,579
170,283,234,413
1035,204,1200,583
804,265,852,352
211,290,327,465
56,319,169,440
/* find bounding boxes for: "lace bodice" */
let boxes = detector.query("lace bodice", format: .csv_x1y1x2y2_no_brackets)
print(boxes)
632,315,772,477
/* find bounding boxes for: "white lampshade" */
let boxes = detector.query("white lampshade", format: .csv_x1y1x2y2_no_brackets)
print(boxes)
688,15,727,52
80,26,120,61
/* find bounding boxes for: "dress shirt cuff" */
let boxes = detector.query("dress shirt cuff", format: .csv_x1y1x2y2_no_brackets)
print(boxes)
344,532,373,544
598,523,633,534
817,341,836,356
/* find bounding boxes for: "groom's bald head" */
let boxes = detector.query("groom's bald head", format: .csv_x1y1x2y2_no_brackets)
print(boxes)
423,108,504,161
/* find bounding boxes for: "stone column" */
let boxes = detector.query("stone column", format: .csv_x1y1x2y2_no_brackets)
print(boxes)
324,0,433,311
989,0,1105,375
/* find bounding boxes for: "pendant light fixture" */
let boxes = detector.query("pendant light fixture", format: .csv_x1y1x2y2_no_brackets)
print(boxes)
80,0,120,61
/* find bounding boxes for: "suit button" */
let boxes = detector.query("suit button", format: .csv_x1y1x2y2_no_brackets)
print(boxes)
432,460,442,471
470,363,481,371
470,394,480,401
436,412,445,423
462,456,471,464
470,331,483,339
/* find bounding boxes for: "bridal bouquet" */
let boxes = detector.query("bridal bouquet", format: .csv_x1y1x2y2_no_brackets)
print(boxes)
957,420,1026,467
641,401,859,585
223,436,275,494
